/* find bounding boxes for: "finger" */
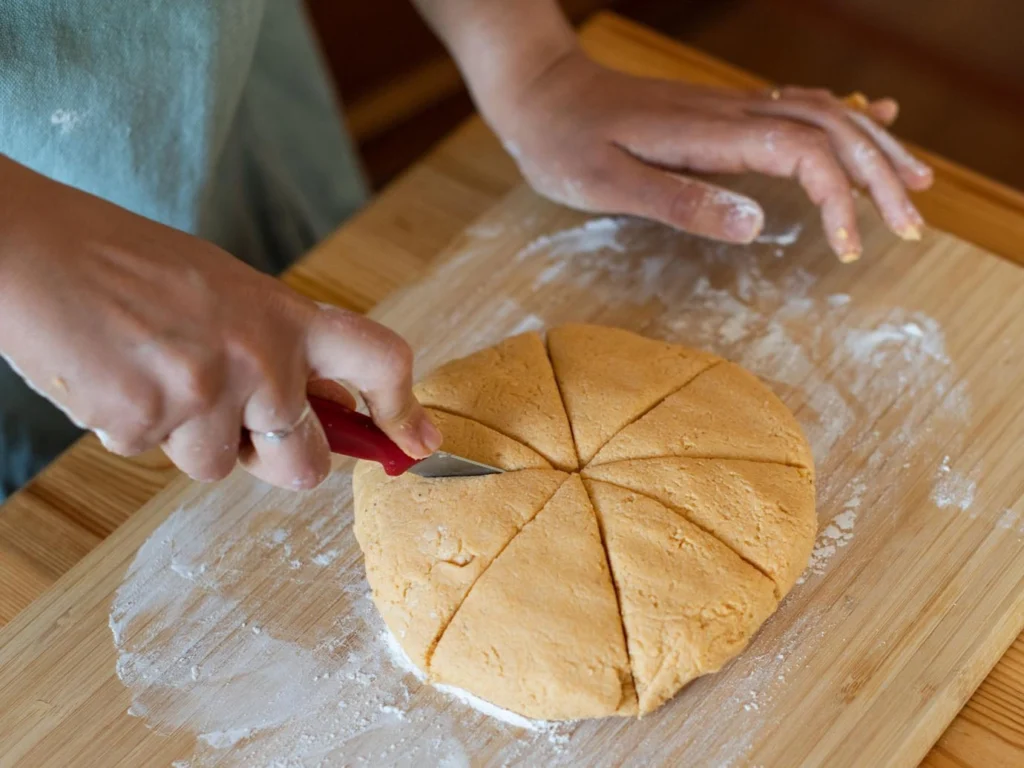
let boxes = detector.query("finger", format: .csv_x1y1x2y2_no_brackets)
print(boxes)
702,119,863,260
618,115,860,259
746,96,925,239
866,98,898,126
241,407,332,490
772,87,930,191
587,149,764,243
835,91,897,125
305,308,441,459
847,111,933,191
239,347,334,489
162,405,242,482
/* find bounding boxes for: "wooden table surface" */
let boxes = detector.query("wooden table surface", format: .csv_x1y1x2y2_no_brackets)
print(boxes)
1,12,1022,767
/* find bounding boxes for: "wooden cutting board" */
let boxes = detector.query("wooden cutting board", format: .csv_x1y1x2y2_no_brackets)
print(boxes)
2,176,1024,768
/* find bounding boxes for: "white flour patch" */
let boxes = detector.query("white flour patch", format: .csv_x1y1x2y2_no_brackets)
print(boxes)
51,108,86,134
754,222,803,246
312,549,339,567
516,217,627,262
996,508,1020,531
508,313,546,336
797,479,864,584
434,684,560,734
111,476,577,766
932,455,977,511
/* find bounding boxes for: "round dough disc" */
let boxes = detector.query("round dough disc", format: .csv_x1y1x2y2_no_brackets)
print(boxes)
354,324,816,719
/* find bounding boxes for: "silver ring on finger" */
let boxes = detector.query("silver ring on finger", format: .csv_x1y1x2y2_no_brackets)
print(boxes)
255,401,312,441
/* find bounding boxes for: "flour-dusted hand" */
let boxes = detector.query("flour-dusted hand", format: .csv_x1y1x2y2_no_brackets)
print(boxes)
489,52,933,262
0,158,441,489
412,0,933,262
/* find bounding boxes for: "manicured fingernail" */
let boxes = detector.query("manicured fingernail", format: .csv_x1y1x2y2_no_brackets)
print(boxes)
898,224,923,241
420,419,443,453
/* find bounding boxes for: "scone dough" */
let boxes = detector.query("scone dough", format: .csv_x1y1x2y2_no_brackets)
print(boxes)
354,326,816,719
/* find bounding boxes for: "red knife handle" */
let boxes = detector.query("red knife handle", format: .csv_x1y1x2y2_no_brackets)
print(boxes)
308,395,419,476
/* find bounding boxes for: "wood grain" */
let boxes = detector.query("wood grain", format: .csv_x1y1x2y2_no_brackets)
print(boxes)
0,11,1023,766
3,162,1024,767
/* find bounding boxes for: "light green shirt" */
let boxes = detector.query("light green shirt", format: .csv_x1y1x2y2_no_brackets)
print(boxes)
0,0,368,273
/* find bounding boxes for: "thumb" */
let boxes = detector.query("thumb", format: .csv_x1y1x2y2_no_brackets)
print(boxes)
597,150,764,243
305,307,442,459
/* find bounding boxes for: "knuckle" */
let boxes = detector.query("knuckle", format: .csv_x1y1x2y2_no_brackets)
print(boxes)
799,133,833,164
130,390,165,430
772,122,811,146
664,187,703,226
379,332,414,379
316,306,362,338
179,359,224,412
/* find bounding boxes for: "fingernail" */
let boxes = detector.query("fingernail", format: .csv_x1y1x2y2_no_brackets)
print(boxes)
898,224,923,241
419,418,443,454
716,192,764,243
844,91,870,110
833,227,861,263
908,154,932,176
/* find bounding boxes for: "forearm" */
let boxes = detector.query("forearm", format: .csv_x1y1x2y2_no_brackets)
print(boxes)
0,155,40,318
410,0,578,125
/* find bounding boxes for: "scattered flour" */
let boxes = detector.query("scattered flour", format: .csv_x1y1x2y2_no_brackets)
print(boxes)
798,480,863,584
754,222,803,246
434,685,559,733
507,313,546,336
112,477,573,767
312,549,339,567
931,455,978,511
111,209,980,766
51,108,85,134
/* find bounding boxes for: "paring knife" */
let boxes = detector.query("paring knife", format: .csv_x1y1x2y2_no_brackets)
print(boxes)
308,396,502,478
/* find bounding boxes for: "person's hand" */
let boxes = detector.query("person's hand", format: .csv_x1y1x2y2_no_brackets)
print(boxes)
0,161,441,489
486,48,933,262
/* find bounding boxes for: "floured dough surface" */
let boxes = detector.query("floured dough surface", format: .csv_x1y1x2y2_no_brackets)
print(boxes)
583,458,816,596
547,324,719,465
586,479,777,714
354,467,566,668
431,476,636,719
414,332,578,470
354,325,816,719
589,361,814,469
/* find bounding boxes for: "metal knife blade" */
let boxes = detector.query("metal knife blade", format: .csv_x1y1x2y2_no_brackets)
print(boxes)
406,451,503,478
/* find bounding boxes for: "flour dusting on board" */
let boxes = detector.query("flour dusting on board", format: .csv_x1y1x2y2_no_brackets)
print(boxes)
112,209,980,766
111,472,574,766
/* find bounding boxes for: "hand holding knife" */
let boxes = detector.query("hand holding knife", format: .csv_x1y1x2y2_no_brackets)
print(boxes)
307,396,501,478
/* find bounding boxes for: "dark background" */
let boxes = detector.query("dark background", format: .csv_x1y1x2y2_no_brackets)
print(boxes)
304,0,1024,193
